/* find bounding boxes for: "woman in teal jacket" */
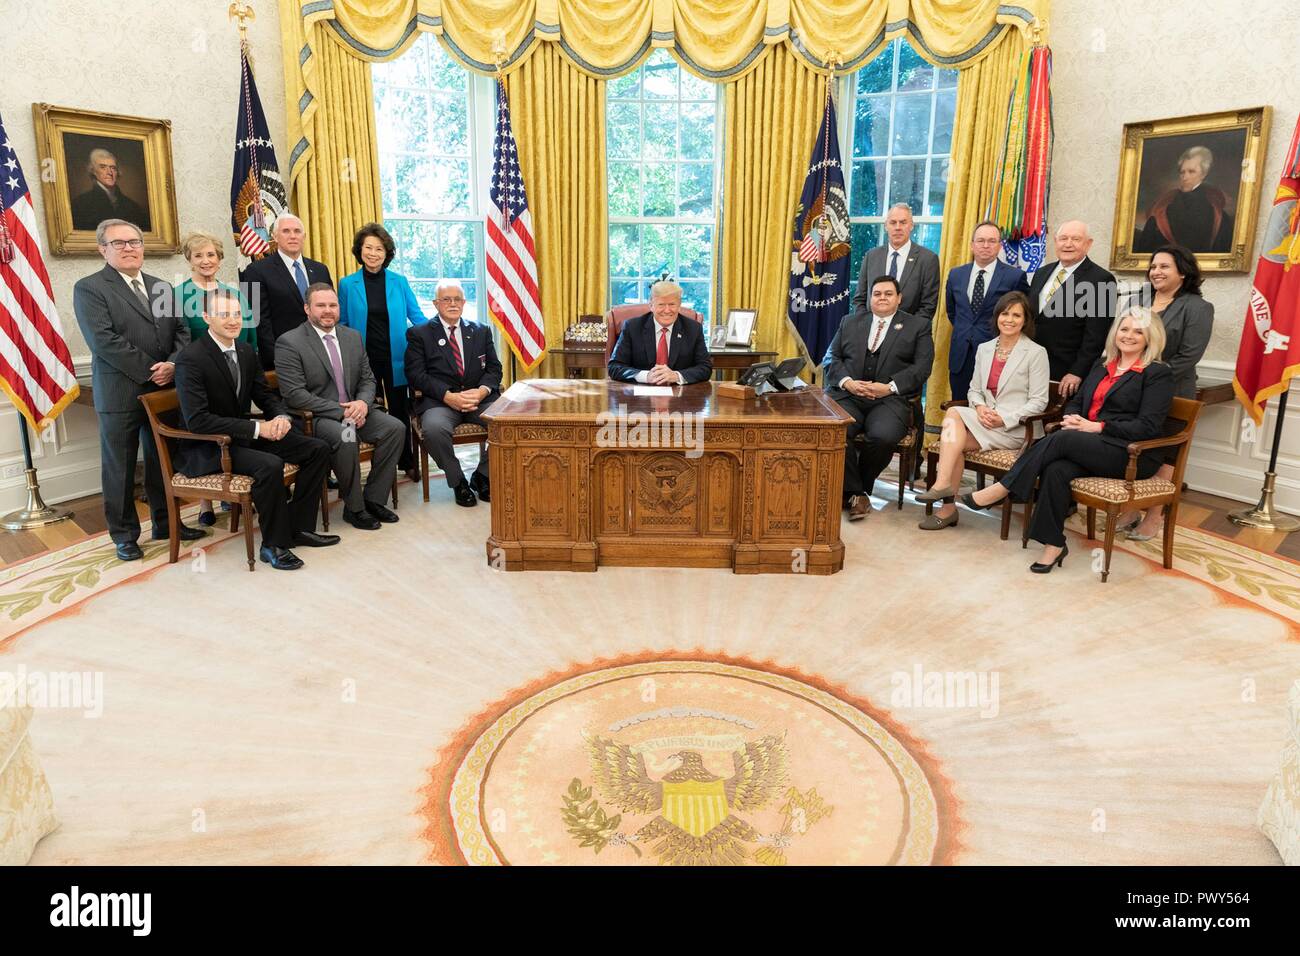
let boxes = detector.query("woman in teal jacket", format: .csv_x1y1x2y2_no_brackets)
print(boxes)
338,223,429,480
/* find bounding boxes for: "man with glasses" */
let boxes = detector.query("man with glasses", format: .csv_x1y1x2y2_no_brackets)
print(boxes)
943,220,1030,401
404,280,501,507
239,213,333,370
73,219,203,561
70,147,151,232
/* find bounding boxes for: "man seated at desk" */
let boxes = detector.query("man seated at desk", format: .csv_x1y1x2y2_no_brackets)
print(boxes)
608,280,713,385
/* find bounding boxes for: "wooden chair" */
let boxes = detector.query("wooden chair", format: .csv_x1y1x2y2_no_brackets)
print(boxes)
409,388,489,502
139,389,305,572
852,394,924,508
923,382,1064,539
1066,396,1203,582
265,370,400,532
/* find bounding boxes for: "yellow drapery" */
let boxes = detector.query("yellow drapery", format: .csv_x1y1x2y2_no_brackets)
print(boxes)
498,44,609,382
718,45,827,372
922,25,1032,435
278,21,385,283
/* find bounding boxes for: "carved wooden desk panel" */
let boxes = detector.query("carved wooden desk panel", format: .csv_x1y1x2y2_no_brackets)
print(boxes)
480,380,852,574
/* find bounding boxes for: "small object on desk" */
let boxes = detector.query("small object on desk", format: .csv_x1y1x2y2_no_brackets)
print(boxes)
717,381,756,399
632,385,675,396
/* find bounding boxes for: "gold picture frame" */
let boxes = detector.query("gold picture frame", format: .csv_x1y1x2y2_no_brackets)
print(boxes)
1110,107,1270,273
31,103,179,256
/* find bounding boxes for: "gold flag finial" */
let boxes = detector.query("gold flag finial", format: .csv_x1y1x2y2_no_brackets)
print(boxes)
229,2,255,44
490,29,508,74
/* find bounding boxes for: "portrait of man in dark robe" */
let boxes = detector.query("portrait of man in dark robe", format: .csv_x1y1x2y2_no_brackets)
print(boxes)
1132,131,1246,255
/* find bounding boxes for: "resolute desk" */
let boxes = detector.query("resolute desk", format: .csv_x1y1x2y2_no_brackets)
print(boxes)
480,379,852,574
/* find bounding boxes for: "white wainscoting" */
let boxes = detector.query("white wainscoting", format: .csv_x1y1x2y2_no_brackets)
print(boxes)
0,362,101,514
1185,360,1299,515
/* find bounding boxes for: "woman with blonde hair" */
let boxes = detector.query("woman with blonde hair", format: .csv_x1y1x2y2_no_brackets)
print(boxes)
960,307,1175,573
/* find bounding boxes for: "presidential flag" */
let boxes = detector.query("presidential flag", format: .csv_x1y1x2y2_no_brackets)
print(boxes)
789,92,851,369
1234,112,1300,424
230,43,287,263
485,77,544,370
0,112,79,429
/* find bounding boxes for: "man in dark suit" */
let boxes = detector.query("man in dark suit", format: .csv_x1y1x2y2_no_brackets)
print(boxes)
854,203,940,324
275,284,405,531
73,219,203,561
1027,220,1117,398
69,148,151,233
405,280,502,506
238,213,332,370
824,275,934,521
608,281,712,385
173,288,337,570
943,220,1029,401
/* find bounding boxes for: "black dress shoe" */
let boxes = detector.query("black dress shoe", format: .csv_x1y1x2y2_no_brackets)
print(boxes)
292,530,341,547
259,545,304,570
470,474,491,503
343,508,381,530
151,523,206,542
115,541,143,561
404,466,422,484
197,510,217,527
453,479,478,507
1030,544,1069,574
326,476,339,490
365,502,399,524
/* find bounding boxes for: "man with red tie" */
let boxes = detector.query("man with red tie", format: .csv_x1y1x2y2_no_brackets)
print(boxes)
404,280,502,507
607,280,713,385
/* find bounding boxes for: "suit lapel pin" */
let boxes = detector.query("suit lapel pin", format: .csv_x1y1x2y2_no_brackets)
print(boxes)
894,322,903,330
438,338,447,346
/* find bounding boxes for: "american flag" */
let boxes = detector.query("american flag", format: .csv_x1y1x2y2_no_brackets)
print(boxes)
798,224,826,263
0,112,79,429
229,43,286,263
485,77,544,369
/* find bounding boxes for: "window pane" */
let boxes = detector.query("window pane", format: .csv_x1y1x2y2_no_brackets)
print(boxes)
641,223,673,279
375,39,428,89
897,43,934,91
679,68,713,102
375,87,430,154
608,162,641,217
440,221,475,278
678,281,710,323
609,70,641,99
612,278,644,305
915,222,942,253
678,163,713,218
643,163,674,216
428,40,467,93
932,89,956,153
388,219,441,279
429,91,468,155
848,221,881,298
609,223,641,276
607,101,641,160
642,51,677,98
853,96,891,158
892,94,932,155
850,159,884,217
937,66,958,89
856,45,894,95
643,102,678,160
678,225,712,277
679,101,715,160
410,280,439,313
888,158,925,211
459,280,480,323
926,158,949,217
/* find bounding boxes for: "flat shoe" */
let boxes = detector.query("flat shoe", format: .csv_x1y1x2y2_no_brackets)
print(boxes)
960,492,992,512
915,485,956,503
917,511,958,530
1126,527,1160,541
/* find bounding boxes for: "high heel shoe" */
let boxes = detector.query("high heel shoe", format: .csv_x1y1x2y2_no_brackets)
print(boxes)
1029,544,1068,573
960,492,992,512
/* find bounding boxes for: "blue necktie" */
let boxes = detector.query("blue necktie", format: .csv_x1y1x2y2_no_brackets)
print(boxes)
292,260,307,299
889,251,898,279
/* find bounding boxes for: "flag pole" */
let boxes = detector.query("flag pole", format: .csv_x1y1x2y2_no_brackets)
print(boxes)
1229,391,1300,532
1,417,72,531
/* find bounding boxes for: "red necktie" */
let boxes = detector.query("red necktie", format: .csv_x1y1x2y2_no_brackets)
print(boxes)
656,326,669,366
448,325,464,377
869,317,887,352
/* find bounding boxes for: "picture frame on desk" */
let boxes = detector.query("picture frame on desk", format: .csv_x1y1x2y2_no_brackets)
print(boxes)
725,308,756,347
708,323,730,350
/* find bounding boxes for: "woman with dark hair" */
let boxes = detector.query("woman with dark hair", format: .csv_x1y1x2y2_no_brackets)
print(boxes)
338,223,429,481
916,291,1049,530
1114,243,1214,540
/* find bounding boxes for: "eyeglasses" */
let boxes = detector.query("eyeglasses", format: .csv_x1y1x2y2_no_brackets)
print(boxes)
437,296,465,304
104,239,144,250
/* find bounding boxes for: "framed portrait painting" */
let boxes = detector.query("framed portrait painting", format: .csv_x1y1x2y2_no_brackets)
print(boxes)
31,103,179,255
1110,107,1270,273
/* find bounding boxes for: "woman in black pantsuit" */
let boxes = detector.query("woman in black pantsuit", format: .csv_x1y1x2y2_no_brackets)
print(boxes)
961,307,1175,573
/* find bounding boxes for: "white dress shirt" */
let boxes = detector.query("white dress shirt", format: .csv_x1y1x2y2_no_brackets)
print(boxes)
967,261,996,301
278,249,308,285
839,311,900,394
634,322,685,385
884,241,911,286
1037,258,1085,310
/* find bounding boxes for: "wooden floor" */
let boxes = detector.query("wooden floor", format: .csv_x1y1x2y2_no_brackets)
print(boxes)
3,484,1297,572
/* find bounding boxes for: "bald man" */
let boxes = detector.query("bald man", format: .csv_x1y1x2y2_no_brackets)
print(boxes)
1027,220,1117,398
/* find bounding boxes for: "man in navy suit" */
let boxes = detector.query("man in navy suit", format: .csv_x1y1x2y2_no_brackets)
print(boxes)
404,280,502,507
239,213,333,370
608,280,712,385
943,220,1029,400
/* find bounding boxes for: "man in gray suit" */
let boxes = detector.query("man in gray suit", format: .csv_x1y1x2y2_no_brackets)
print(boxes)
274,284,404,531
823,275,935,521
853,203,940,325
73,219,203,561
